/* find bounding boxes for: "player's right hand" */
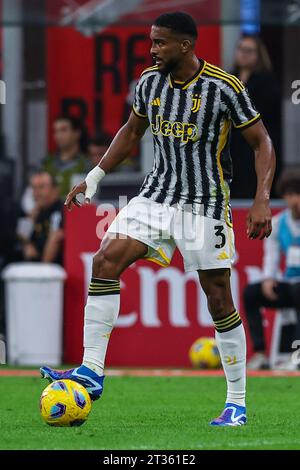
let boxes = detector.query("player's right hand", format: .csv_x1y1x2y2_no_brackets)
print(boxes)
261,279,278,301
65,167,105,210
64,181,88,211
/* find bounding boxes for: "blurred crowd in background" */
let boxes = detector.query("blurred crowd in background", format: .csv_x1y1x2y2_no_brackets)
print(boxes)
0,0,300,368
0,33,283,274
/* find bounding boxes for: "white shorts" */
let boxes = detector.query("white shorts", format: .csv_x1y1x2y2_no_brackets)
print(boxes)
106,196,235,272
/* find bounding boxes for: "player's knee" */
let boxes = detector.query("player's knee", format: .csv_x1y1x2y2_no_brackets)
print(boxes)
92,249,118,279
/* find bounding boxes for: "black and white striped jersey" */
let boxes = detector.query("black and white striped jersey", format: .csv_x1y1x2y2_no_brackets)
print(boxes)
132,59,261,223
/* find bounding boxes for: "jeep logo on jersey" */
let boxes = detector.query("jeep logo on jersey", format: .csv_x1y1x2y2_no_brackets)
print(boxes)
151,115,198,143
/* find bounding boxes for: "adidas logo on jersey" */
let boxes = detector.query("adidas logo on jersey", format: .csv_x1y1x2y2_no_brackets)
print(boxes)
217,251,229,260
151,97,161,106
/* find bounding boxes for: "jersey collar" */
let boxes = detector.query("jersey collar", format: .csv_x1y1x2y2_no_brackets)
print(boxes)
168,58,206,90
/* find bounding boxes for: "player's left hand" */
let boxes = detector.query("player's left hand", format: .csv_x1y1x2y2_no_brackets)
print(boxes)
247,200,272,240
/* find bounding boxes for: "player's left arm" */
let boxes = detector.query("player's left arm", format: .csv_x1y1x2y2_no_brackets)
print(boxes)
241,120,276,240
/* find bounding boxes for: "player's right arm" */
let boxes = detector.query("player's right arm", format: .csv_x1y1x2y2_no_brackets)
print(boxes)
65,111,149,210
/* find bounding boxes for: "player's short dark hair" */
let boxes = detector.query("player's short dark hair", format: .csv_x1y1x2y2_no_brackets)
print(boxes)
276,166,300,196
153,12,198,40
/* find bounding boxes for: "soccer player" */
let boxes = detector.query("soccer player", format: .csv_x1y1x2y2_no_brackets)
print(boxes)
41,12,276,426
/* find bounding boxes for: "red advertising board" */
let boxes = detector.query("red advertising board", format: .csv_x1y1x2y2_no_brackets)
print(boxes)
46,24,220,149
64,205,281,366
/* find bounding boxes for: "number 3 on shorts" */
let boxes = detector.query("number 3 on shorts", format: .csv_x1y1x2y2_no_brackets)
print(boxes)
214,225,226,249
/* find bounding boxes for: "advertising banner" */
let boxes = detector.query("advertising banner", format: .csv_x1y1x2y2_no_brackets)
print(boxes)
64,206,281,366
47,24,220,148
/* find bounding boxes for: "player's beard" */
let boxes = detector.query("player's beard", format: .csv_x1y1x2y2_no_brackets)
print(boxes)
158,58,179,76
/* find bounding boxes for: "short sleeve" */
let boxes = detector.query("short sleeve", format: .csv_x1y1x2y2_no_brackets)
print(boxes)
226,87,261,130
132,78,148,118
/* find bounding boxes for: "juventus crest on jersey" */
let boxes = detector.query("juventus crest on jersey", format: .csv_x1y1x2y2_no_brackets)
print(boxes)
133,59,260,223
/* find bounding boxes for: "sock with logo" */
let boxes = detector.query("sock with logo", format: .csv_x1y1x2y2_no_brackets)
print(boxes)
82,278,120,376
214,310,246,407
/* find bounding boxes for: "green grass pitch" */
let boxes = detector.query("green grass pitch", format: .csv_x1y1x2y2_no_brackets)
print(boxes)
0,375,299,450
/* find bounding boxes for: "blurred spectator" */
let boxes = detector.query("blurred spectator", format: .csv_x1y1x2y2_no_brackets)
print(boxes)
43,116,88,198
0,153,17,337
86,133,112,170
0,157,17,267
244,167,300,370
19,171,64,265
230,36,281,199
